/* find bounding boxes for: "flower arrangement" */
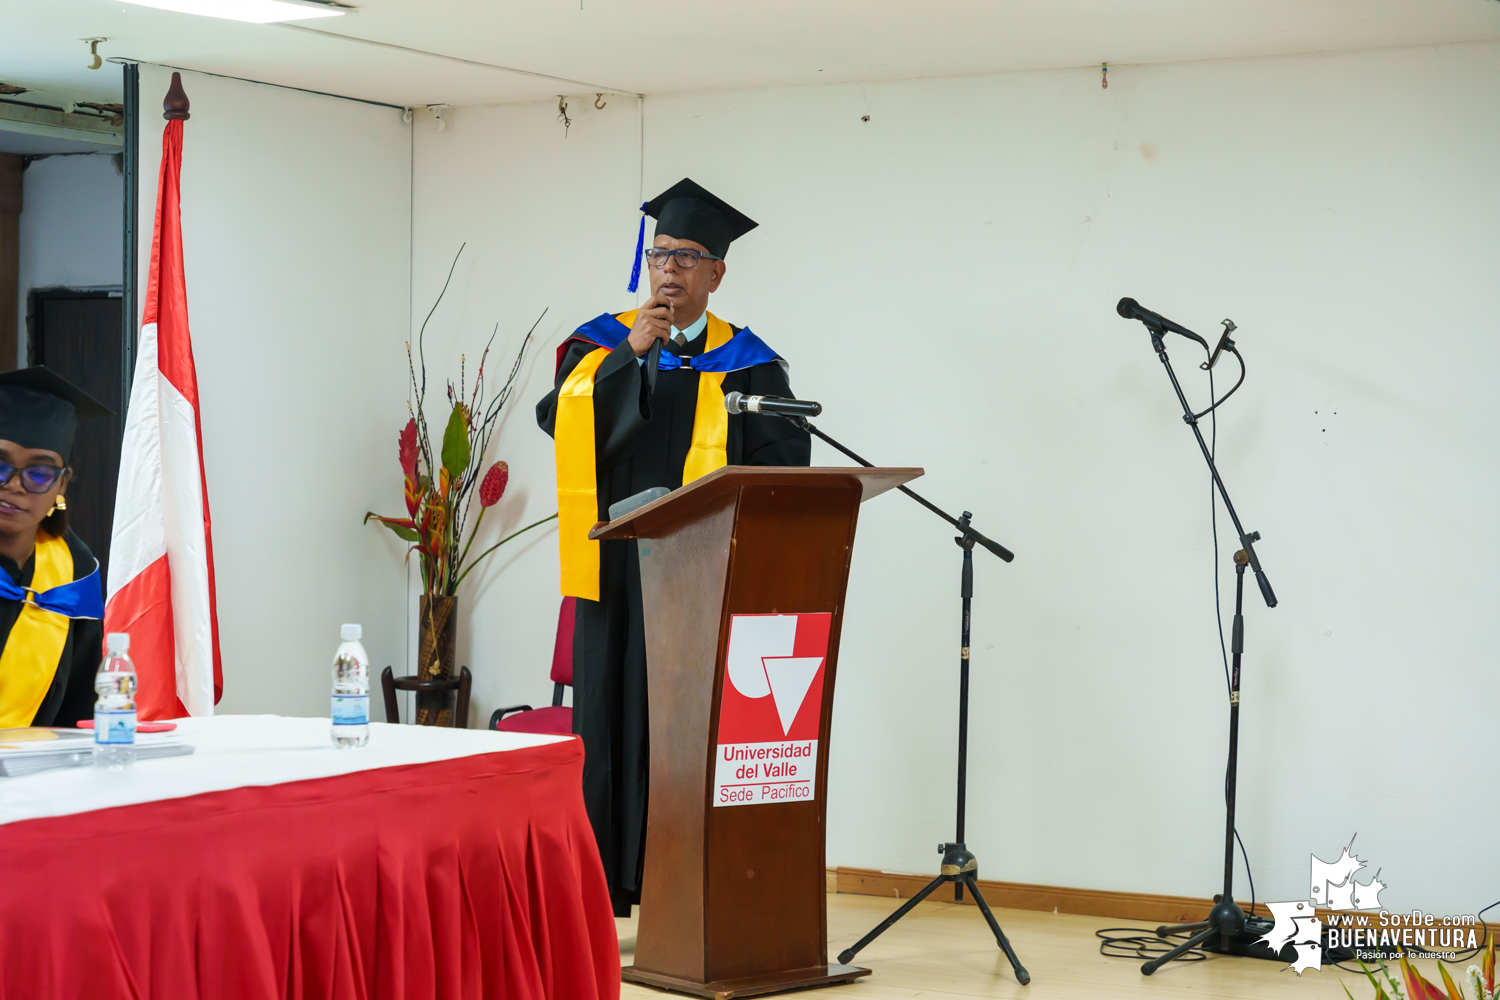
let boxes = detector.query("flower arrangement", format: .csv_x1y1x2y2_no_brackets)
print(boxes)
1348,936,1495,1000
365,246,556,595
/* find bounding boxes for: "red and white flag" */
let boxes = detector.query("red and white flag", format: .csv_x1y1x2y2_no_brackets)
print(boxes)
105,108,222,719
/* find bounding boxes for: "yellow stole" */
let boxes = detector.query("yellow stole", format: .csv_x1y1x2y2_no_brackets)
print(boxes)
0,533,75,727
555,310,733,601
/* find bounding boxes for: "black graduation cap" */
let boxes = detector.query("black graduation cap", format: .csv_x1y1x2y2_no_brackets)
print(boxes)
628,178,758,291
0,366,113,460
647,178,757,259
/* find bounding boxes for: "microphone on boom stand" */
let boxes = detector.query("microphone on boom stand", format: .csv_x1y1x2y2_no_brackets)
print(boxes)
723,391,823,417
1116,298,1276,609
1116,297,1210,348
724,384,1026,983
1114,296,1279,975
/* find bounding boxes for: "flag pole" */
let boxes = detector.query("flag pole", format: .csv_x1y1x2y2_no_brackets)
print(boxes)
105,68,222,719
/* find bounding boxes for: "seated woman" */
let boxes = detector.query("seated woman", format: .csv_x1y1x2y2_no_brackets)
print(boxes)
0,367,110,728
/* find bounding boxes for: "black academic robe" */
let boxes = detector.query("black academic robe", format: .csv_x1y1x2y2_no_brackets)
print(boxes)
537,322,811,916
0,530,104,727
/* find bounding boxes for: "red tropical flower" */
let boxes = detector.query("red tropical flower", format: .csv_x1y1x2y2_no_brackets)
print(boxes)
364,262,554,597
398,418,418,482
480,461,509,507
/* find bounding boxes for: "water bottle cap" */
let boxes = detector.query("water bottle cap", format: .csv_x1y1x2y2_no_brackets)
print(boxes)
106,632,129,653
341,623,361,641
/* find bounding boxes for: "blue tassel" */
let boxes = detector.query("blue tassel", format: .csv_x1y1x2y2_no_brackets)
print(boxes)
627,202,647,293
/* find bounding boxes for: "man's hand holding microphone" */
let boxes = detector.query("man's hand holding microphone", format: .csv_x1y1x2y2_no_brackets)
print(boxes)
628,294,674,358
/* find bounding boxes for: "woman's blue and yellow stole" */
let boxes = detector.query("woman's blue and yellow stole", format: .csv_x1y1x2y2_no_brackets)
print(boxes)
0,532,104,727
553,310,780,600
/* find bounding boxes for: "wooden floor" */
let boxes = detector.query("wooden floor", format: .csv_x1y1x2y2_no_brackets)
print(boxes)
617,891,1422,999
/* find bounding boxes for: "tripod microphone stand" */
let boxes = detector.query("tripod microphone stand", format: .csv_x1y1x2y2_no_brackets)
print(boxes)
776,414,1031,986
1118,304,1278,976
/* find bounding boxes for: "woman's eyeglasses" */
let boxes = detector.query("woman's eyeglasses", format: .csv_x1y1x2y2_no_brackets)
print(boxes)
643,248,723,269
0,461,66,494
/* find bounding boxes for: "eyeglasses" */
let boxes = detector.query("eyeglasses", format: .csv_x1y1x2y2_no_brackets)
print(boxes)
0,461,66,494
643,248,722,269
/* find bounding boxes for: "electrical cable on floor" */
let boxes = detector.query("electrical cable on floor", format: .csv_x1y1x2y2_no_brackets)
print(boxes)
1096,926,1210,962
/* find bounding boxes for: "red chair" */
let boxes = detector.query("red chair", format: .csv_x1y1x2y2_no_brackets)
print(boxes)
490,597,574,735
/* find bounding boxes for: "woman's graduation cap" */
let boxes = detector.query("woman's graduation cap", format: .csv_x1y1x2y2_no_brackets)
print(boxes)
628,178,759,292
0,366,113,459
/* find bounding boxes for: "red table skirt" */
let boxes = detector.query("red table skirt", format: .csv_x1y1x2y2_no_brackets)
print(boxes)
0,737,620,1000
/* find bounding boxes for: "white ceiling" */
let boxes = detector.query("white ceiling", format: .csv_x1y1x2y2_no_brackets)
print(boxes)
3,0,1499,108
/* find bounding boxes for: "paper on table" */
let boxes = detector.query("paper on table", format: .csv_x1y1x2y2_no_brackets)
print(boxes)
0,728,185,754
0,742,195,777
0,728,95,752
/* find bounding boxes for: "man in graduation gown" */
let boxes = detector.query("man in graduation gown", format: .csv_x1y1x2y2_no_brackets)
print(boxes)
0,367,111,728
537,179,811,915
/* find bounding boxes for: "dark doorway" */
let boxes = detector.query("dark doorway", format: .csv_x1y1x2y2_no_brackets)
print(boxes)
27,288,125,583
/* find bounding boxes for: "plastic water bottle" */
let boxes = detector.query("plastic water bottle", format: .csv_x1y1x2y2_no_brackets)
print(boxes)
331,623,370,749
94,632,138,768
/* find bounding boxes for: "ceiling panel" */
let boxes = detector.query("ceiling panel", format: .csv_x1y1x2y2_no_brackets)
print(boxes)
2,0,1497,108
0,129,121,155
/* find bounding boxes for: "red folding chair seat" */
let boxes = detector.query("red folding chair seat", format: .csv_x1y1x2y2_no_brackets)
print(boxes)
490,597,574,736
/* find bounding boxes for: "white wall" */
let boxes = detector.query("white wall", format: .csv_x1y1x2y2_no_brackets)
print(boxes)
136,65,412,718
411,41,1500,915
407,97,641,722
16,152,123,362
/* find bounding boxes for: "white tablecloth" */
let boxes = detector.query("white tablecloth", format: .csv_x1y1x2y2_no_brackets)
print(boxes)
0,715,567,826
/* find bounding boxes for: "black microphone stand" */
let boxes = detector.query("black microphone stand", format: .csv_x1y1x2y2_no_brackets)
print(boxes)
777,413,1030,986
1127,318,1278,976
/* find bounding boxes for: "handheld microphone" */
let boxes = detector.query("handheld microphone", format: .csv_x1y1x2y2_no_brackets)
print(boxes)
1116,297,1209,348
724,391,823,417
644,300,674,376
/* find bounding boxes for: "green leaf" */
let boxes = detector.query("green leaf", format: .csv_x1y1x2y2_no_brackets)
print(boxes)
366,513,422,543
1436,961,1463,1000
441,404,470,479
1357,957,1391,1000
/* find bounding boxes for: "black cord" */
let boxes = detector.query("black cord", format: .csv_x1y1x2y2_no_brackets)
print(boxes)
1209,355,1256,919
1236,829,1256,915
1210,363,1230,696
1096,927,1209,963
1193,346,1246,421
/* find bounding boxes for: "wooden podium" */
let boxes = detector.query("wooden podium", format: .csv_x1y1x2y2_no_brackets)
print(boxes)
590,465,923,999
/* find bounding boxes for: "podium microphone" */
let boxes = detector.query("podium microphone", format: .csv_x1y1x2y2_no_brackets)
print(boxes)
724,391,822,417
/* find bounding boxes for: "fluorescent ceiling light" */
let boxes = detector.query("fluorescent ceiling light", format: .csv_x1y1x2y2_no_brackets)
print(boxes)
113,0,350,24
